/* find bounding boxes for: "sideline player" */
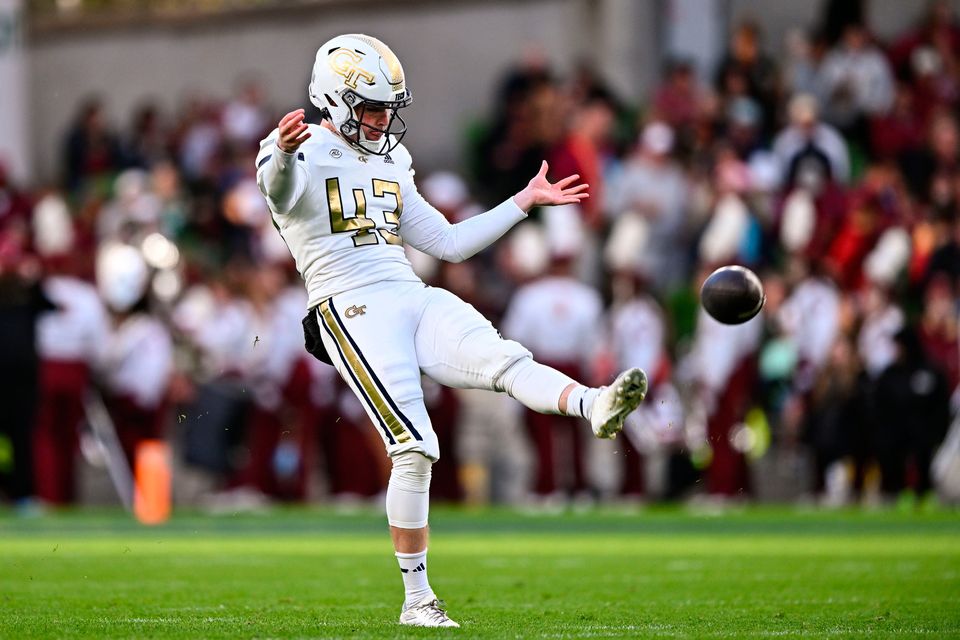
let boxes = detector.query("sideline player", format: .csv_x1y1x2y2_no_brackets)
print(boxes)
256,34,647,628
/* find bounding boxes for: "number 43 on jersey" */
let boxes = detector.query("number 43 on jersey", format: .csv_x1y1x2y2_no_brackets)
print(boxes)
326,177,402,247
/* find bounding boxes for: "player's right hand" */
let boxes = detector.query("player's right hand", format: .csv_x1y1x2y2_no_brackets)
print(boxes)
277,108,311,154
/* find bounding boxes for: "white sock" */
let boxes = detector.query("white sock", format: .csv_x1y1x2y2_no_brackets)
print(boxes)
396,549,434,609
566,385,600,420
496,357,578,414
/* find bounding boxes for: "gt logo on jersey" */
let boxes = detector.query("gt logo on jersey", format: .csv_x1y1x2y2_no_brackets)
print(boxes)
345,305,367,318
329,49,376,89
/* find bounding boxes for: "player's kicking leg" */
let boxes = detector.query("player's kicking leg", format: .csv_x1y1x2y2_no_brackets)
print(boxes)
496,356,648,440
415,287,648,440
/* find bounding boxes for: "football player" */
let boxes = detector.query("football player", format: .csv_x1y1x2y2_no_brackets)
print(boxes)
256,34,647,628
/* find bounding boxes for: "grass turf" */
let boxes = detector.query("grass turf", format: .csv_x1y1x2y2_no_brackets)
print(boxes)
1,506,959,638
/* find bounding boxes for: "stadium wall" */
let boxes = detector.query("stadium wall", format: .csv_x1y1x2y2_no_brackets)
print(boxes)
28,0,661,184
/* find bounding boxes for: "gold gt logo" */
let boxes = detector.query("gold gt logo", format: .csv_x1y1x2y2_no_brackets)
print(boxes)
329,49,376,90
345,305,367,318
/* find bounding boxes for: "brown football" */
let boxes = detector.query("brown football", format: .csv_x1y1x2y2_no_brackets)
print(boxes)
700,266,765,325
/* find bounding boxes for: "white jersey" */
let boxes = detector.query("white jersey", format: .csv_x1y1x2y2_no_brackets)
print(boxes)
684,309,763,396
98,314,173,409
37,276,109,363
502,276,602,365
778,276,840,373
610,296,665,375
256,125,524,309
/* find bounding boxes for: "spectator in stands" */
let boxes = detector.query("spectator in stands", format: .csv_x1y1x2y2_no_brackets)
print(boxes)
803,335,864,502
918,274,960,391
608,122,689,293
773,93,850,185
682,289,763,499
604,224,681,499
900,110,960,204
0,230,52,507
651,59,701,136
222,77,270,150
873,327,951,500
502,214,602,502
472,56,555,207
816,23,895,147
548,86,618,227
94,243,173,465
32,195,110,504
63,98,122,195
122,102,168,171
715,21,780,138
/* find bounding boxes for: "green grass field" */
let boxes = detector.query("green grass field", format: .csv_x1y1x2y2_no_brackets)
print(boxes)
2,506,959,639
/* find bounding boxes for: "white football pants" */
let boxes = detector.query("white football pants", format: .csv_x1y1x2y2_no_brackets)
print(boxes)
314,280,533,460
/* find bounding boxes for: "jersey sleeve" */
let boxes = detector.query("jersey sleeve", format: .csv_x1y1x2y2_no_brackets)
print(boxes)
399,170,527,263
256,128,310,215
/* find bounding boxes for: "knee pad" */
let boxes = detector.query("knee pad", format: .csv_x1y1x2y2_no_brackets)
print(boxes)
386,451,433,529
389,451,433,493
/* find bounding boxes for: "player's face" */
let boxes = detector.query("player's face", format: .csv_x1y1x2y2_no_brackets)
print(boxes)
357,104,392,142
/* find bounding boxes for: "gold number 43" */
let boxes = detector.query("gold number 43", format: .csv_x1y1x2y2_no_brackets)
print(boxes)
326,177,402,247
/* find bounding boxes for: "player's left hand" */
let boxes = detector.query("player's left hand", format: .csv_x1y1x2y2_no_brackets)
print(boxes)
512,161,589,212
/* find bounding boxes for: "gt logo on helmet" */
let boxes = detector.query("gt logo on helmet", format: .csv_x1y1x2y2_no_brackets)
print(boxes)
329,49,376,89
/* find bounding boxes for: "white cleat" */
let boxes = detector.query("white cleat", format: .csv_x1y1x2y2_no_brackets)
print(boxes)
590,368,648,439
398,598,460,628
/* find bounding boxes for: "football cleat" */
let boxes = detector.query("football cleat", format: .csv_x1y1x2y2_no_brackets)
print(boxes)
590,368,648,439
399,598,460,628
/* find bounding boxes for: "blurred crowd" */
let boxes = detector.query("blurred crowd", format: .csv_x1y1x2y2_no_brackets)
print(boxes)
3,1,960,512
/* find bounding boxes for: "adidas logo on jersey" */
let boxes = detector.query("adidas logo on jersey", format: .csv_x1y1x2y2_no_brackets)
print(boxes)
384,154,394,164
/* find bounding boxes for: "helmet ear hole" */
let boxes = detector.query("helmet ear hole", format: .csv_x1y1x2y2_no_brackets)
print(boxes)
323,93,338,108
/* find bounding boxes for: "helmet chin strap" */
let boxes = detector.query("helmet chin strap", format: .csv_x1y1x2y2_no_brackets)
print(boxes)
338,119,385,154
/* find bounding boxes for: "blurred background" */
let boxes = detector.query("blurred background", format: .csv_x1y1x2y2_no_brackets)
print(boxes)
2,0,960,515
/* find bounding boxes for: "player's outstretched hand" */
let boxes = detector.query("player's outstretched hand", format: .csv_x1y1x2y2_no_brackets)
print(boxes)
512,161,589,212
277,108,311,154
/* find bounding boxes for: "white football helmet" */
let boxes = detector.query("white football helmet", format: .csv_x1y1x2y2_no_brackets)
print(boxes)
309,34,412,155
96,243,149,313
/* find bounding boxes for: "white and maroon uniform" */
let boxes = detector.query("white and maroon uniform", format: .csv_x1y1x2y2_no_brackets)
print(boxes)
237,288,322,499
502,276,602,370
611,297,681,442
34,276,110,503
502,276,601,494
609,295,682,495
685,310,763,496
98,314,174,463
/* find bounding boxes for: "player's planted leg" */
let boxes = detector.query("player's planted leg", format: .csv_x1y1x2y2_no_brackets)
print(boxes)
387,452,460,628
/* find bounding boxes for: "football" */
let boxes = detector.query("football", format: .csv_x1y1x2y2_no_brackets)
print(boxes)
700,265,765,325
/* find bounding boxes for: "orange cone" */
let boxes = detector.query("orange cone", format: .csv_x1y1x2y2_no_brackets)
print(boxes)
134,440,171,525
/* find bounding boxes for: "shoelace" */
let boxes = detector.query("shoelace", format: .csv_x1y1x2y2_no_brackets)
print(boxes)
419,599,451,624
